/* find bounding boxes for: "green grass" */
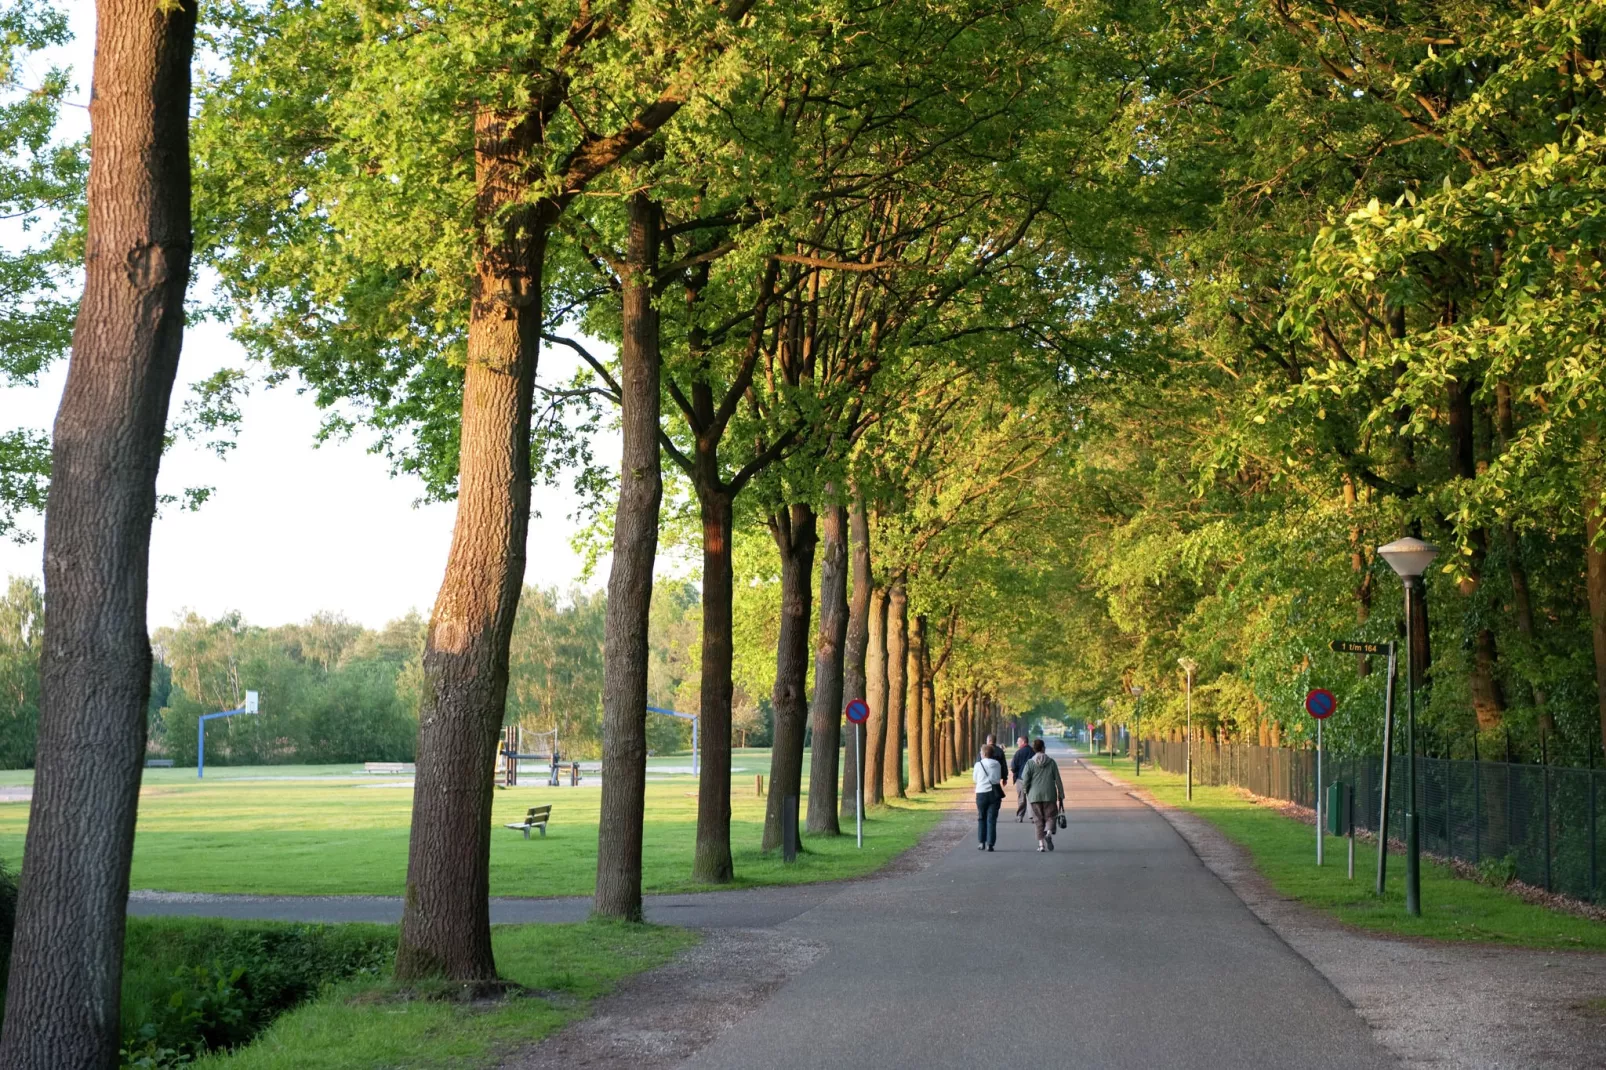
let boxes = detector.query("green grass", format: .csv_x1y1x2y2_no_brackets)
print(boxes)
1083,753,1606,951
196,921,695,1070
0,751,962,897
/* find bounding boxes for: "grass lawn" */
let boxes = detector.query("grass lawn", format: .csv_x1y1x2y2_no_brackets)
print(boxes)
0,750,964,897
195,920,695,1070
1083,753,1606,951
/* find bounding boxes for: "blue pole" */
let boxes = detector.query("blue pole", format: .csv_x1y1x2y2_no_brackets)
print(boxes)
693,716,699,777
198,716,205,779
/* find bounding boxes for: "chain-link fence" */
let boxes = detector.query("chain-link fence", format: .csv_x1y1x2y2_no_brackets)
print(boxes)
1140,739,1604,904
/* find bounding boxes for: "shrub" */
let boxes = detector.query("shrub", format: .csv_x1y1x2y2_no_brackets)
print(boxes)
118,920,394,1068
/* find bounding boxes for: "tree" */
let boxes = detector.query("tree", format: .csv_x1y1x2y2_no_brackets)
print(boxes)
199,0,764,980
0,0,197,1064
595,190,664,920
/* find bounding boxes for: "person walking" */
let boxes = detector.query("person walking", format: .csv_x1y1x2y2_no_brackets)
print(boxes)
1010,735,1032,821
973,745,1004,851
1020,739,1065,852
983,733,1010,782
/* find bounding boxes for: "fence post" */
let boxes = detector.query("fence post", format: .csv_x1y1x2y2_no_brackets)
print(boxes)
1447,759,1455,863
1542,735,1553,893
1472,733,1480,864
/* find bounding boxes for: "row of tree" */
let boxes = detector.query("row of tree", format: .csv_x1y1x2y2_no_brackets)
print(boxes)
3,0,1605,1063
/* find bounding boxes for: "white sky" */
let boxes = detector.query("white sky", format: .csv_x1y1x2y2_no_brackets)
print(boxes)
0,1,611,629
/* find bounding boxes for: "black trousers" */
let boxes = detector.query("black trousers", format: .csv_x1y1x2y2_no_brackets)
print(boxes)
976,792,1001,847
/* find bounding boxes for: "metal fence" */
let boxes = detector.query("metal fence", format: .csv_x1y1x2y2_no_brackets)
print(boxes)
1140,739,1604,904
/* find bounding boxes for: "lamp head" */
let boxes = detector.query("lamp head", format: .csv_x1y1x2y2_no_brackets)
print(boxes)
1130,685,1144,697
1178,657,1198,676
1377,535,1439,580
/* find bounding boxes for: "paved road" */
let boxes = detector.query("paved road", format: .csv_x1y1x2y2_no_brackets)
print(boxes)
683,744,1394,1070
133,743,1396,1069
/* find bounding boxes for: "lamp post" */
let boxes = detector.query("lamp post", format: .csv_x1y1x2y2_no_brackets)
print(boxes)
1178,658,1197,801
1130,685,1144,777
1377,535,1439,917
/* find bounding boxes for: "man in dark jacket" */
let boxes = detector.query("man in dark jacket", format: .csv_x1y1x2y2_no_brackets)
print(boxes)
1010,736,1033,820
983,735,1008,774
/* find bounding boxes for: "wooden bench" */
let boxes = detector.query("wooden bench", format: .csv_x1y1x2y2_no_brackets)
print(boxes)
364,762,415,775
504,805,553,839
144,759,174,768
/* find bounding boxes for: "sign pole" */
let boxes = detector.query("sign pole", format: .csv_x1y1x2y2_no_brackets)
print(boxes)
1377,642,1397,897
856,722,864,849
1303,686,1337,868
1316,716,1324,867
843,698,870,850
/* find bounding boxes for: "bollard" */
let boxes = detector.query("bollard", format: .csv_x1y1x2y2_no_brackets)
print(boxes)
756,774,764,797
782,794,800,863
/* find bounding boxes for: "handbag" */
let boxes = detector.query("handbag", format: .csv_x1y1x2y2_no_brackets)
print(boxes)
1056,810,1068,830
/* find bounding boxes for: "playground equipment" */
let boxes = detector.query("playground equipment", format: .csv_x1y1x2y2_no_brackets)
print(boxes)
498,725,561,788
495,710,700,787
197,691,260,778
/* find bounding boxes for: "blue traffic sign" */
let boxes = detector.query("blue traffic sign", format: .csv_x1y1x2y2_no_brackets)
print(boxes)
1305,688,1337,719
845,698,870,724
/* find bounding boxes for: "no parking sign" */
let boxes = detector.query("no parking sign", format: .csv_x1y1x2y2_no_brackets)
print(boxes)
1305,688,1337,719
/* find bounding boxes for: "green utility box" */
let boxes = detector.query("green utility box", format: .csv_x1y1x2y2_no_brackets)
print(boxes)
1326,781,1353,836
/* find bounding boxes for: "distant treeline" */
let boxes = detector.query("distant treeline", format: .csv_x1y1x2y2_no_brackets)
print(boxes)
0,577,765,768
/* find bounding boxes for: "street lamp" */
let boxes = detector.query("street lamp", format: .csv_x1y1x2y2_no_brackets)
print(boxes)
1377,535,1438,917
1130,685,1144,777
1178,658,1198,801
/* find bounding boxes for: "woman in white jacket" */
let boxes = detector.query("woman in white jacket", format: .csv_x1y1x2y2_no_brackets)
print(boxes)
973,746,1004,851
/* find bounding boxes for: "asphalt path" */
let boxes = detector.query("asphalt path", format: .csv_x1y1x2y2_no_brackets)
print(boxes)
131,742,1396,1069
682,742,1395,1070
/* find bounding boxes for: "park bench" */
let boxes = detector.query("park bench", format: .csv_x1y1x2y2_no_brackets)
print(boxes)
144,759,174,768
504,804,553,839
363,762,415,774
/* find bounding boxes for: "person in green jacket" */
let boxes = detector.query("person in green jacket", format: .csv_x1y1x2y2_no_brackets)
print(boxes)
1020,738,1065,852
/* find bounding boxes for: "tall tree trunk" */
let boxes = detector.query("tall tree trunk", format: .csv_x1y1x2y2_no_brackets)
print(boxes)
694,486,736,881
883,582,909,800
1449,377,1506,729
807,501,848,835
1586,441,1606,756
764,505,817,851
920,632,936,786
937,690,950,774
1496,381,1550,733
864,585,889,806
396,106,548,983
1342,476,1372,676
905,612,926,794
594,193,661,921
839,494,870,818
0,3,196,1062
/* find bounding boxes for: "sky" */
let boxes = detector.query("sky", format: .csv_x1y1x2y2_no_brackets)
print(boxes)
0,1,612,630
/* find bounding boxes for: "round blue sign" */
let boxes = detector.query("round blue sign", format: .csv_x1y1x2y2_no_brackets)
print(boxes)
845,698,870,724
1305,688,1337,719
